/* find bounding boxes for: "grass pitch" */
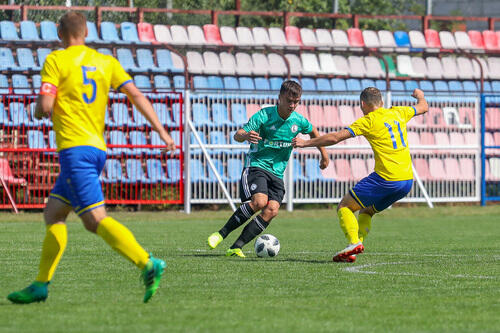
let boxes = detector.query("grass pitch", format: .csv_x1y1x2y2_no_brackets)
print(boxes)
0,205,499,333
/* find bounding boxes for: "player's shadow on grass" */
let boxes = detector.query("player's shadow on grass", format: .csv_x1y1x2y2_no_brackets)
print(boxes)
179,253,328,264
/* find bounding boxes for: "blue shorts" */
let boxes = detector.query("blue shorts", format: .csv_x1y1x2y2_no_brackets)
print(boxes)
350,172,413,212
50,146,107,216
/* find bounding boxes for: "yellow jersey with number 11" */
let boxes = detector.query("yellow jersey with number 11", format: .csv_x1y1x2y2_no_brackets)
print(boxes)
40,45,132,152
347,106,417,181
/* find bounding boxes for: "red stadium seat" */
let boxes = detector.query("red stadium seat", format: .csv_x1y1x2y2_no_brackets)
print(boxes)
137,22,157,43
246,104,260,119
285,26,303,46
482,30,499,50
424,29,441,48
347,28,364,47
0,158,27,185
334,159,352,181
323,105,340,128
467,30,484,49
427,107,446,128
444,158,461,180
338,105,356,127
295,105,309,119
458,107,475,127
458,158,475,181
350,158,368,181
308,105,325,128
203,24,223,45
413,158,431,181
429,158,447,180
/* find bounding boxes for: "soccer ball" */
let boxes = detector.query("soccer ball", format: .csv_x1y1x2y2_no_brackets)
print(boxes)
254,234,280,257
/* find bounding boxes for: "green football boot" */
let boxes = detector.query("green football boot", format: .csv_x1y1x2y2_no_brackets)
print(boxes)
7,281,49,304
207,232,223,249
142,255,166,303
225,248,245,258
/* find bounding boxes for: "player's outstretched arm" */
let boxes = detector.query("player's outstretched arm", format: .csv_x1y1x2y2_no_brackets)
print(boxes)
34,94,55,119
234,128,262,144
412,88,428,116
308,127,329,169
293,129,352,148
121,82,175,151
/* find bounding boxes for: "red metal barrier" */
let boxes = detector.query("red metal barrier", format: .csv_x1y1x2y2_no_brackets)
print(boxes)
0,92,184,210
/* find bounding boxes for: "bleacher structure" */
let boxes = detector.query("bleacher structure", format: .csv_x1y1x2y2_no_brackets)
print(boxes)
0,5,499,211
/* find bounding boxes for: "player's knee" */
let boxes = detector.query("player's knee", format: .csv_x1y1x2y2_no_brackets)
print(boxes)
265,206,279,219
251,197,267,211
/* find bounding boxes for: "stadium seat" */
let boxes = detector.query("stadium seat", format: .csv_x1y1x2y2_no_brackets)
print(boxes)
285,26,303,46
331,29,350,50
427,107,446,127
211,103,233,127
190,159,207,183
151,130,180,155
467,30,484,50
173,75,185,90
121,22,146,44
129,131,149,155
378,30,398,51
364,56,385,78
347,28,364,48
405,80,419,91
361,79,376,90
394,31,411,51
300,28,319,47
125,159,153,184
223,76,239,90
425,57,443,79
202,51,222,75
153,24,173,44
441,57,458,79
231,103,248,127
0,47,18,70
439,31,457,49
236,26,255,46
332,55,350,76
424,29,441,49
205,24,224,44
0,158,26,186
102,159,123,183
419,80,434,92
300,78,316,91
389,80,405,92
334,159,352,181
137,22,157,43
434,80,449,92
166,160,181,183
362,30,380,49
136,49,160,72
227,158,243,182
239,76,255,90
346,78,361,92
246,104,260,118
267,53,287,76
16,48,39,71
350,158,368,181
117,48,140,72
305,158,330,182
454,31,473,50
429,158,447,181
301,53,321,75
447,80,463,93
20,21,39,41
208,131,231,155
254,77,270,90
186,51,204,74
284,53,304,76
308,105,325,128
455,57,475,80
12,74,32,94
220,26,238,45
111,103,131,127
252,27,271,46
379,55,400,78
85,21,103,43
408,30,427,49
267,27,286,47
270,77,283,91
170,25,189,45
27,130,47,150
207,159,229,183
292,158,307,182
319,53,344,75
397,55,420,78
458,158,475,181
316,78,331,91
207,75,223,90
188,25,207,45
40,21,59,41
347,56,366,78
156,49,184,73
192,76,208,90
375,79,387,91
315,29,333,47
192,103,214,127
146,159,168,184
100,21,124,43
338,105,356,126
235,52,253,76
482,30,499,51
331,78,347,92
251,53,270,76
154,75,171,92
1,20,19,40
108,130,133,156
413,158,431,181
134,75,151,90
219,52,237,76
9,102,32,126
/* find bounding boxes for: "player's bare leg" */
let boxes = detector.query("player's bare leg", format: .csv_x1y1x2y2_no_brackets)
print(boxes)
7,198,72,304
333,194,364,263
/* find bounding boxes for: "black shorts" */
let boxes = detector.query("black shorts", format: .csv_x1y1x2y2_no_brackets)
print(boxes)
239,167,285,204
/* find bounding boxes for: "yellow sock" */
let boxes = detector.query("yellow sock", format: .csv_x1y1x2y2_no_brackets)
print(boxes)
96,216,149,269
337,207,360,244
36,223,67,283
358,213,372,243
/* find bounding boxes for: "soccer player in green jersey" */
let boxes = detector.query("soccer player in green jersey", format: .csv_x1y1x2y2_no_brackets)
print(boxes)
207,80,329,257
293,87,428,262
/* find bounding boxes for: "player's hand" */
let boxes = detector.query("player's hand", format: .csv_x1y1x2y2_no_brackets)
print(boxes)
319,156,329,170
34,108,49,120
292,137,306,148
161,134,176,152
245,131,262,144
412,88,424,100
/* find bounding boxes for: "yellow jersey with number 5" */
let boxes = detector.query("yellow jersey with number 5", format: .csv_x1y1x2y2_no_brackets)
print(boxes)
40,45,132,152
347,106,417,181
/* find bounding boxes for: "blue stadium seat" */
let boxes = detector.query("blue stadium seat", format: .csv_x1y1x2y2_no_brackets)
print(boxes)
491,81,500,93
132,106,148,127
9,102,32,126
190,132,208,155
111,103,131,127
211,103,233,127
129,131,149,155
137,49,160,72
117,48,140,72
207,159,228,183
156,49,183,73
461,81,477,93
434,80,449,92
229,130,247,155
239,77,255,90
20,21,39,41
316,78,331,91
208,75,224,90
97,48,112,56
151,130,180,155
0,74,9,94
209,131,231,155
193,76,209,89
146,159,168,184
101,21,125,44
40,21,59,41
270,77,283,91
254,77,271,90
32,74,41,90
448,80,463,92
154,75,171,91
394,31,410,48
152,103,175,127
389,80,405,92
121,22,147,44
305,158,332,182
481,81,492,93
125,159,152,184
12,74,32,94
0,47,19,70
27,130,47,149
192,103,214,127
227,158,243,182
173,75,185,89
108,130,133,156
103,159,123,184
301,78,316,91
85,22,103,43
1,21,19,40
375,79,387,91
405,80,419,92
419,80,434,92
166,159,181,183
346,79,361,91
361,79,376,90
134,75,151,90
231,103,248,127
37,48,51,67
223,76,239,90
331,78,347,91
292,158,307,182
190,158,207,183
171,103,181,127
17,48,40,71
48,130,57,150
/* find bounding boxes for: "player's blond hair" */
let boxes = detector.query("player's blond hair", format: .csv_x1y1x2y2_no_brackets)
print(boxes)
360,87,383,107
58,11,87,39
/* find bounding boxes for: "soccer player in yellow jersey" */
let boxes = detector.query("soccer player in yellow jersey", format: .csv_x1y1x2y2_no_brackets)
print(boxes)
7,11,175,304
293,87,428,262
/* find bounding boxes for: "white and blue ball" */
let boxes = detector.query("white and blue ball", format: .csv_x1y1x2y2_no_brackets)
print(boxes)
254,234,280,258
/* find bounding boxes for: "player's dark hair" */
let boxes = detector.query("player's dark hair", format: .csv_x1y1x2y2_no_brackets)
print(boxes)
58,11,86,39
279,80,302,98
360,87,383,107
